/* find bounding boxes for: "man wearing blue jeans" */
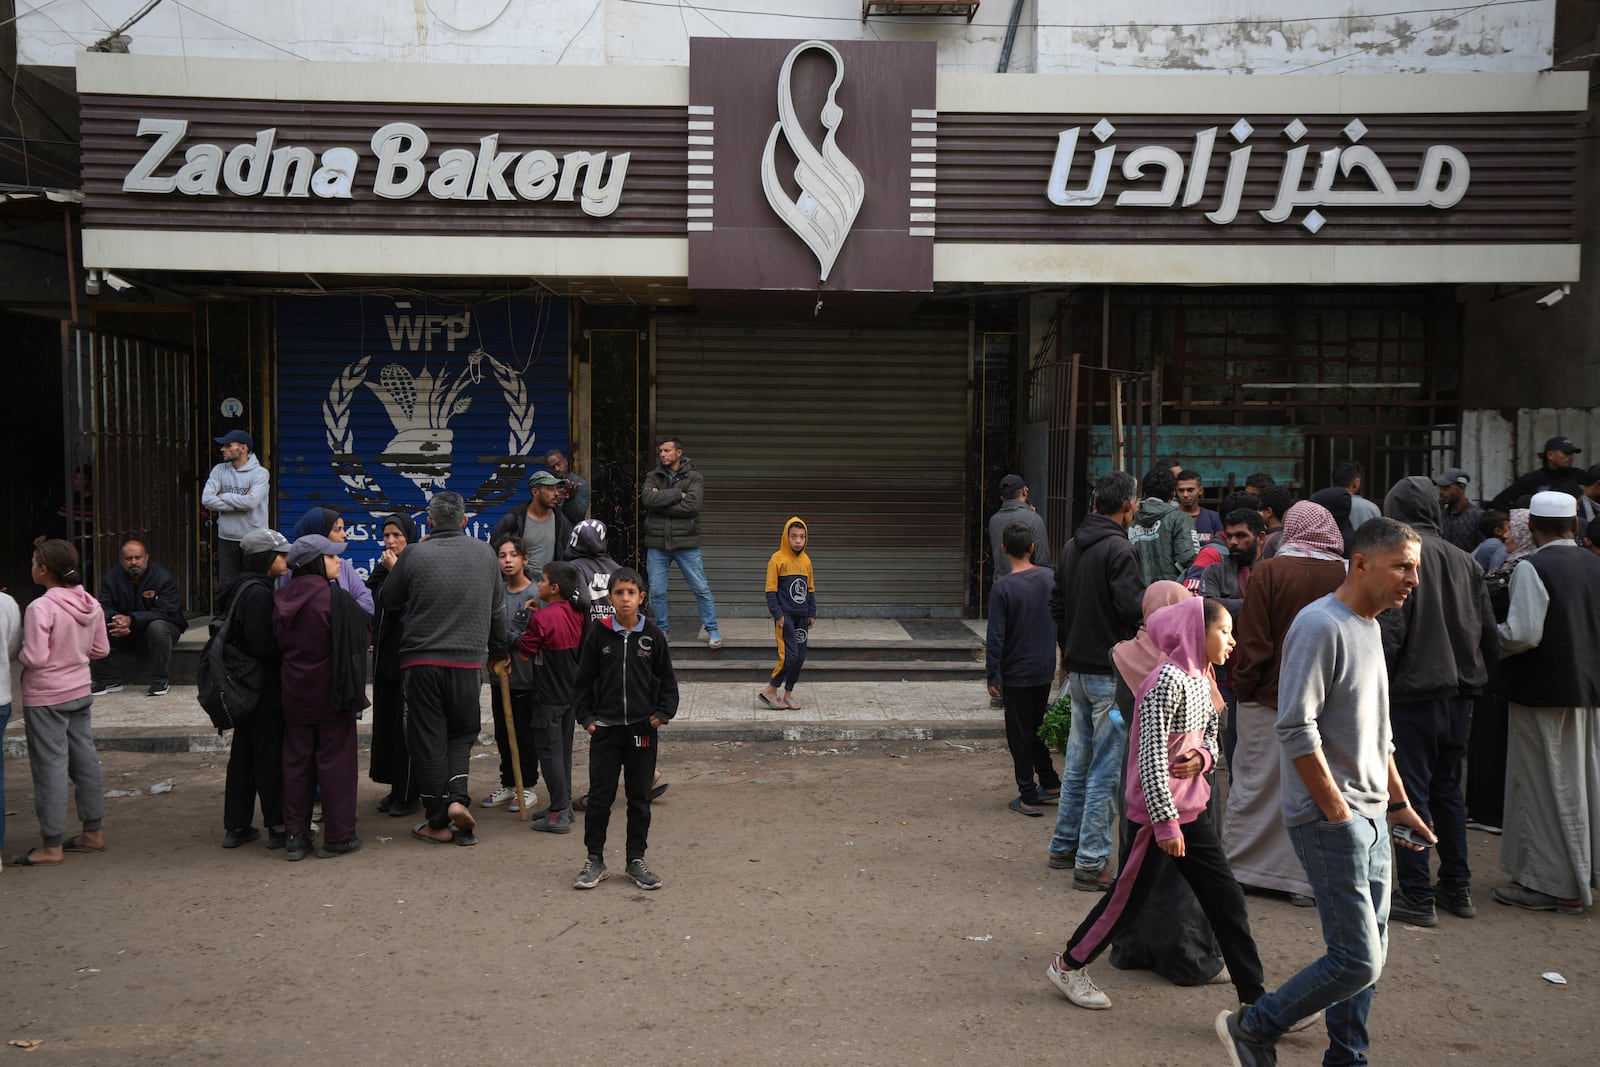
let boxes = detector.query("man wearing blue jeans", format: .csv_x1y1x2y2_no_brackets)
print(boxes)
641,437,722,648
1218,518,1436,1067
1047,471,1144,891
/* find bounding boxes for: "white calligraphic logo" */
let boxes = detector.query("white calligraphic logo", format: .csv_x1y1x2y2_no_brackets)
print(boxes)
1046,117,1469,234
761,40,865,282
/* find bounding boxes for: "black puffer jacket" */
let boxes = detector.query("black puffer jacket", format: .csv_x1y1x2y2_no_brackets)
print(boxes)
641,459,704,550
1378,475,1497,700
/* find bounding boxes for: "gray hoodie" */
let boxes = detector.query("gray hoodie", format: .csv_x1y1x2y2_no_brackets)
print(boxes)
1378,475,1497,701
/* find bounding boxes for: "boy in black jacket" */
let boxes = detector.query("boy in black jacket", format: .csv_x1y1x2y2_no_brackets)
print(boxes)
572,567,678,890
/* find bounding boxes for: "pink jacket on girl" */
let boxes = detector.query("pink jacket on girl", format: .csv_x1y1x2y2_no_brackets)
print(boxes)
20,585,110,706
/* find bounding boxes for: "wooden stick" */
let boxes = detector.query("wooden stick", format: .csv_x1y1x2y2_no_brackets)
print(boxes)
492,660,530,821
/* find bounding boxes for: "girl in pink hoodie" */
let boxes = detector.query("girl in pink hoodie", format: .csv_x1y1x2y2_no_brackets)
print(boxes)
1046,597,1267,1013
11,539,110,867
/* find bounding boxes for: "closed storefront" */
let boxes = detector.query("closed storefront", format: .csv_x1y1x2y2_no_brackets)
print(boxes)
654,316,968,617
275,294,571,578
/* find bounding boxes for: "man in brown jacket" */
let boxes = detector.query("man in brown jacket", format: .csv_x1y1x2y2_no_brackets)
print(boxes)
1224,501,1348,904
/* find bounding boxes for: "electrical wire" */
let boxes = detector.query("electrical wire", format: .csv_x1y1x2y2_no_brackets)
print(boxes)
615,0,1539,32
169,1,309,60
424,0,515,35
556,0,603,64
1282,0,1521,73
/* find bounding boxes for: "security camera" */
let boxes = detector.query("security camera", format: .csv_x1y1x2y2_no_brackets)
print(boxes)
85,270,101,295
1535,285,1570,309
102,270,135,293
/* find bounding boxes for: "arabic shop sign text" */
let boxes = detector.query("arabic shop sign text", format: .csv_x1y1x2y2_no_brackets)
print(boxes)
1046,117,1468,235
121,118,631,217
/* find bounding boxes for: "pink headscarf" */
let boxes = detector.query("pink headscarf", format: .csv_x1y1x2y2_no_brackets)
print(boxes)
1279,500,1346,561
1114,585,1225,713
1112,580,1190,693
1132,598,1211,714
1506,507,1533,563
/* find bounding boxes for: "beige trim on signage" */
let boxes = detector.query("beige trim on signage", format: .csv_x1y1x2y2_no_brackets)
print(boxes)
82,229,691,277
932,244,1581,285
936,72,1589,115
77,53,690,107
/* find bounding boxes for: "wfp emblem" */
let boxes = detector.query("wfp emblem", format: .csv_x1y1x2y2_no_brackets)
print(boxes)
322,346,535,514
761,40,865,284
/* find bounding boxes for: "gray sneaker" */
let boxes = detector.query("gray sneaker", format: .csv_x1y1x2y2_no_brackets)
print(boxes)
573,855,609,890
1216,1009,1277,1067
1390,890,1438,927
626,857,662,890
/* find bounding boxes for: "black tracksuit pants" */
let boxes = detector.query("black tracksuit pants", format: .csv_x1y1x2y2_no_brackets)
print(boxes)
1001,682,1061,800
583,719,658,860
223,703,284,831
403,665,483,831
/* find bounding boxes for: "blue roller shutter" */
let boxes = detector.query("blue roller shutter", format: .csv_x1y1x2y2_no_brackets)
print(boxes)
275,294,570,580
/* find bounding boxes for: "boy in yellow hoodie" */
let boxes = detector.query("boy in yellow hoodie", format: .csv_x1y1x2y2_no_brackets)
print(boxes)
758,518,816,711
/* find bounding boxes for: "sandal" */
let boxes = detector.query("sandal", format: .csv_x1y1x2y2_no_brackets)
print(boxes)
10,849,64,866
63,837,108,854
757,692,779,710
784,698,802,710
411,821,453,845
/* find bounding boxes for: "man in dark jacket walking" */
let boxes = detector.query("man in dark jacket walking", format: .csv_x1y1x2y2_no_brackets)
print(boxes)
379,491,508,846
94,539,187,697
1047,471,1145,890
1380,476,1498,926
641,437,722,648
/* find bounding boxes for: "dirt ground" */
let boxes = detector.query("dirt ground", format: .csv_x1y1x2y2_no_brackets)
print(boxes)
2,739,1594,1066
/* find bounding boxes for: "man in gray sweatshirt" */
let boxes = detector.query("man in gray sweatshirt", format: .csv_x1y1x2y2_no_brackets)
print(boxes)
377,491,508,845
1218,518,1436,1067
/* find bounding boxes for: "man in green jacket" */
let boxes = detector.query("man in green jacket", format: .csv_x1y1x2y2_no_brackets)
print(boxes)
1128,467,1197,587
641,438,723,649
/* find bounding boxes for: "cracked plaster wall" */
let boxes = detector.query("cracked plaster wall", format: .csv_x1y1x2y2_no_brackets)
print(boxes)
17,1,1552,74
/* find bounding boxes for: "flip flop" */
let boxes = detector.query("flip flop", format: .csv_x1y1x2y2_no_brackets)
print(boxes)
411,821,453,845
784,698,803,710
63,837,107,854
650,782,669,801
757,692,779,710
452,829,478,847
10,849,64,866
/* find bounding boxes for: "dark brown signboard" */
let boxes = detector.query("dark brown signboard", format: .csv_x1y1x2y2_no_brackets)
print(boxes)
686,38,935,294
79,95,689,237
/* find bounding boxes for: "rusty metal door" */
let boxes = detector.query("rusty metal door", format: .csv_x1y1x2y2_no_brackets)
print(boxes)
61,322,198,613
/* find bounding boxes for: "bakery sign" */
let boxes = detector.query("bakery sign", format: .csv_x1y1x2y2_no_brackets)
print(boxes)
119,118,632,216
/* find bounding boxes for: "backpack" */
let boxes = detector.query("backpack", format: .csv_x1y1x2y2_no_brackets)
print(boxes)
196,582,267,733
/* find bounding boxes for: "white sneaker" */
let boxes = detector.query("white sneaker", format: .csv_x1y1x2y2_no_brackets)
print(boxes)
1208,965,1232,985
480,786,515,808
1046,954,1111,1009
508,789,536,814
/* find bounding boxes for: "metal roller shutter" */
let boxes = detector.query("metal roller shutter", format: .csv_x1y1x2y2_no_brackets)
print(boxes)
275,294,570,581
653,316,969,618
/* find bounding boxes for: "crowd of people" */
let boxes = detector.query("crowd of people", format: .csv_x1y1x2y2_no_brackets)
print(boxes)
985,440,1600,1065
3,435,709,893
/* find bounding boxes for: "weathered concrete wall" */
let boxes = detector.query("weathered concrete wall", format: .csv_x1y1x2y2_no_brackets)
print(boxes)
1460,407,1600,502
14,0,1038,71
15,0,1551,73
1036,0,1555,74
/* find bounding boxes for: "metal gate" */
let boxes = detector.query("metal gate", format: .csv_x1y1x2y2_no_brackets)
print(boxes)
61,322,197,612
652,316,970,617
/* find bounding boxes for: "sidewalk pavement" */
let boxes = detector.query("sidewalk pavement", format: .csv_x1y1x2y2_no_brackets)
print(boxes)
5,616,1002,754
4,680,1004,756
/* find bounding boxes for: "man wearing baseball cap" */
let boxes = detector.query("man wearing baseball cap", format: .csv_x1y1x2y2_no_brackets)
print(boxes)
1433,467,1483,554
490,468,573,578
1489,435,1585,513
202,429,271,585
1494,490,1600,916
988,474,1051,578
